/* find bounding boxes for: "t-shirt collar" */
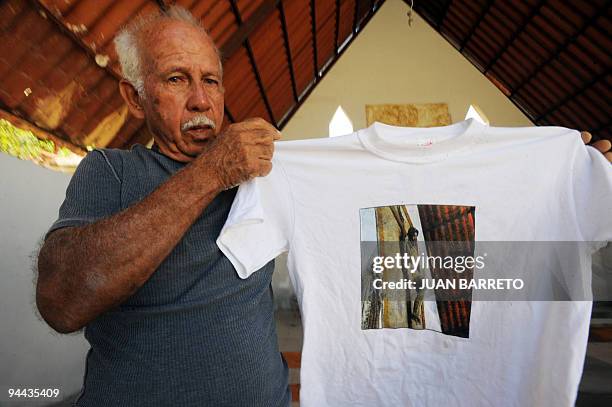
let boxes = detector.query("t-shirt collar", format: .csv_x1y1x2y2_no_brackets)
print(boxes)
357,118,485,163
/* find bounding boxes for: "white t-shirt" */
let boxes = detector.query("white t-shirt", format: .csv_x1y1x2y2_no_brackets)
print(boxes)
217,119,612,407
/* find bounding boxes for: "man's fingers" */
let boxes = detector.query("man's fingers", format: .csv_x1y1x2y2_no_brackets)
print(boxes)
579,131,612,162
580,131,592,145
592,139,611,154
229,118,281,143
245,130,279,146
257,160,273,177
255,144,274,160
254,131,279,143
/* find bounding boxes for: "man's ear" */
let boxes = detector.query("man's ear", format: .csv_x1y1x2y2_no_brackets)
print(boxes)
119,80,145,120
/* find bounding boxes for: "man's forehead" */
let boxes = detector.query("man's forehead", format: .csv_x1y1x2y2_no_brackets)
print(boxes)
153,49,219,73
141,20,219,72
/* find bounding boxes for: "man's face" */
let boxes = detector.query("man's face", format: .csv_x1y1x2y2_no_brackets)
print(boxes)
139,20,224,162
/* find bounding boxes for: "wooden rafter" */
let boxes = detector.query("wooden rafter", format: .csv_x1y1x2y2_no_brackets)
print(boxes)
220,0,281,60
228,0,277,126
32,0,122,81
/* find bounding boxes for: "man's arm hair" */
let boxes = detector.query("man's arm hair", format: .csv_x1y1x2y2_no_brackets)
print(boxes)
36,154,223,333
36,118,278,334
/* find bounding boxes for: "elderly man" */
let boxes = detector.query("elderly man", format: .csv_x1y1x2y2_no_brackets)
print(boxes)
35,4,612,407
36,6,289,407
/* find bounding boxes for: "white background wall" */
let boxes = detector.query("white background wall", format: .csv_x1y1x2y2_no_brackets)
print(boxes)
0,154,87,406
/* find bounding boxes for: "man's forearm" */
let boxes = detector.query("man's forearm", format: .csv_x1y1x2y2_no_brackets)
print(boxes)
37,154,223,333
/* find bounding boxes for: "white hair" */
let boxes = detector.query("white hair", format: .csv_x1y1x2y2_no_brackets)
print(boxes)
114,6,223,96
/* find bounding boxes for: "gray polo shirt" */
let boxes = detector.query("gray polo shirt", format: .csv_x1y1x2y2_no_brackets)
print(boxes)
47,145,290,407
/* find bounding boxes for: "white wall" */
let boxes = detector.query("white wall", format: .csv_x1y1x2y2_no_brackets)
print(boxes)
0,154,87,406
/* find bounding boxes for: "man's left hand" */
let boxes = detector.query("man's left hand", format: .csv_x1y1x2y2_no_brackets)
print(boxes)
581,131,612,163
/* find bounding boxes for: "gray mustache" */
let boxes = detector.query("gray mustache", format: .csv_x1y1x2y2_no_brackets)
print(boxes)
182,116,216,131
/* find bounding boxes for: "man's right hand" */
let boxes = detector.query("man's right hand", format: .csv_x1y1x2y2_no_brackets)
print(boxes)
204,117,282,190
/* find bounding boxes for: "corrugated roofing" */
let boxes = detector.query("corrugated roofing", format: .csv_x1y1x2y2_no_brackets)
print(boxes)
411,0,611,143
1,0,608,150
0,0,382,150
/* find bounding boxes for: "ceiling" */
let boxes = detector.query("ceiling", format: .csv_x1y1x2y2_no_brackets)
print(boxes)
0,0,609,154
0,0,383,153
411,0,611,143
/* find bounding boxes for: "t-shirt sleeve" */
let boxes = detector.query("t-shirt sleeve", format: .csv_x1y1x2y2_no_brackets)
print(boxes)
217,159,294,278
571,142,612,251
46,149,122,238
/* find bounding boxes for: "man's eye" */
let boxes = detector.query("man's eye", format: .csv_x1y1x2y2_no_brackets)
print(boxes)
204,78,218,85
168,76,183,83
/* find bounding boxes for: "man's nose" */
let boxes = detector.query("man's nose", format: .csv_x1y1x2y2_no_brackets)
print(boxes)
186,82,212,112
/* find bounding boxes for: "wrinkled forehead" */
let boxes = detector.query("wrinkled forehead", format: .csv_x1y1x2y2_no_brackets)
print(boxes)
140,20,221,75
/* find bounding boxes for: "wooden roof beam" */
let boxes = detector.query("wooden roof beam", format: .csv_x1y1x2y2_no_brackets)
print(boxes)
220,0,281,60
32,0,122,81
228,0,277,126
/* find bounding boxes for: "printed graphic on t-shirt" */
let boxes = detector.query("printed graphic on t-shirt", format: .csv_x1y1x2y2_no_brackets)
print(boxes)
360,204,475,338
